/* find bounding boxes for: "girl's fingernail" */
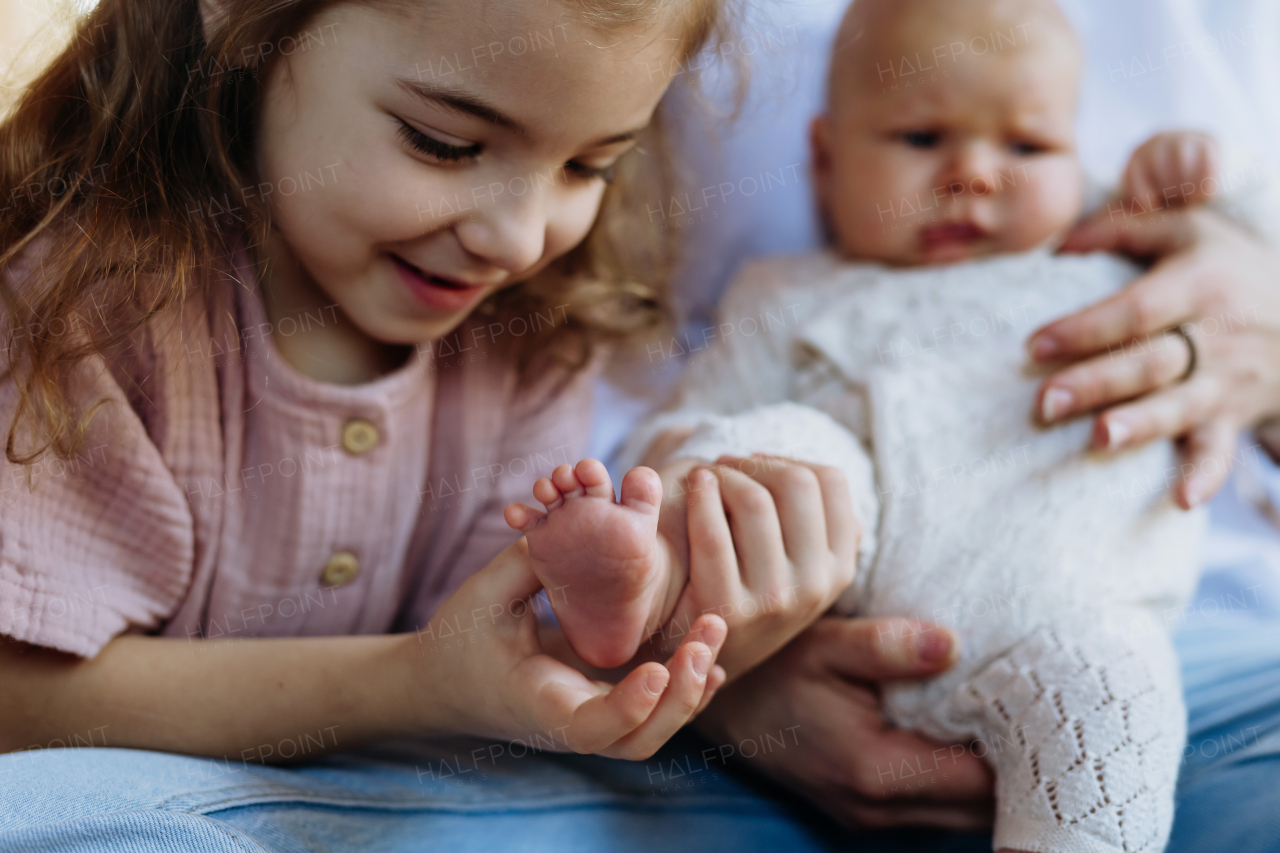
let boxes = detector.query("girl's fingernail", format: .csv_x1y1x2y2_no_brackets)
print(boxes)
1041,387,1073,422
917,630,953,664
1184,477,1204,508
1102,419,1131,451
1030,335,1059,361
646,669,667,695
692,647,712,676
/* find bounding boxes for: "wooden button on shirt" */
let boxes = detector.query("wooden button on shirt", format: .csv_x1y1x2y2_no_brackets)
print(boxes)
341,419,379,455
321,552,360,587
0,252,602,657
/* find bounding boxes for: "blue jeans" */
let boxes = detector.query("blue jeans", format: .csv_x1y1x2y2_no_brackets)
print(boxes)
3,566,1279,853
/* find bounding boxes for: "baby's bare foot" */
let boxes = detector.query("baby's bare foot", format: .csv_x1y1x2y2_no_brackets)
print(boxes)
505,459,667,668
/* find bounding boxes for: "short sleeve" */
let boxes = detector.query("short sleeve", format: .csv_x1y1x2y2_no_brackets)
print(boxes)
0,356,196,658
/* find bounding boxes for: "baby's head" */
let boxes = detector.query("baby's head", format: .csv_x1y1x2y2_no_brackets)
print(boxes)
813,0,1084,266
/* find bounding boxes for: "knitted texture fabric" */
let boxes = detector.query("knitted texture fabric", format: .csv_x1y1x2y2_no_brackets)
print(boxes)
625,249,1206,853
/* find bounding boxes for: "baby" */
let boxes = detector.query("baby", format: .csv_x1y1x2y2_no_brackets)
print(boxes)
505,1,1262,850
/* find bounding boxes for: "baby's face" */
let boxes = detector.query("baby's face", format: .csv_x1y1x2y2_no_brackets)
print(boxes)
813,13,1084,266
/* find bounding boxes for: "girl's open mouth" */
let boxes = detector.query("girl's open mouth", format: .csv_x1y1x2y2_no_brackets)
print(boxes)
390,254,488,313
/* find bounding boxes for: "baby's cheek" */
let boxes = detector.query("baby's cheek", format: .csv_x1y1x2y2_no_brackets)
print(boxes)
1004,161,1084,249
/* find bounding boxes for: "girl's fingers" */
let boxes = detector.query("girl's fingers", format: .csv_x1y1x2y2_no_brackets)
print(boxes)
557,662,669,754
1028,255,1202,362
712,465,789,590
1178,416,1239,509
716,456,828,570
1037,331,1193,423
599,615,727,760
685,467,741,607
809,462,860,576
694,665,727,716
1092,374,1222,453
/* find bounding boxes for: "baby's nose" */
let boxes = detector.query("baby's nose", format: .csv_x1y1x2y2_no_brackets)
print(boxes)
945,141,1005,195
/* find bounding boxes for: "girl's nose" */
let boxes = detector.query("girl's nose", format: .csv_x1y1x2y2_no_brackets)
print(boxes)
453,189,548,275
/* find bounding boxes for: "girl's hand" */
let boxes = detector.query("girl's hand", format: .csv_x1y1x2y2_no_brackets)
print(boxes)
1121,131,1221,210
695,616,994,830
408,540,727,760
652,454,859,682
1033,206,1280,508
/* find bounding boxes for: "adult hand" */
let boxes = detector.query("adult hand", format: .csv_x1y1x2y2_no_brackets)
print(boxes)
695,615,994,830
1032,206,1280,508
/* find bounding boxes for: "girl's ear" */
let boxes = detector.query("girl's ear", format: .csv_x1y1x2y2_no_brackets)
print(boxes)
809,114,834,225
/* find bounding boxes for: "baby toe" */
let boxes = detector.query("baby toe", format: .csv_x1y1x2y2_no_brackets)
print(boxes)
550,463,583,497
533,476,563,510
575,458,615,498
619,466,662,514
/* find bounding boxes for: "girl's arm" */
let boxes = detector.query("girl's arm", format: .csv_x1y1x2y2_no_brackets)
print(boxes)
0,630,421,759
0,542,727,761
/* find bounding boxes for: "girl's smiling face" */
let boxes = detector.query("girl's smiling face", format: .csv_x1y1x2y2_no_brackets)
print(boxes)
253,0,682,362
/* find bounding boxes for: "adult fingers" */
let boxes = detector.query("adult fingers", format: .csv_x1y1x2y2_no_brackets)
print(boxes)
1028,253,1204,362
1090,374,1223,453
840,800,994,833
716,455,829,568
1037,330,1193,424
1177,416,1239,509
804,617,959,681
846,726,995,807
599,615,727,760
1058,204,1197,259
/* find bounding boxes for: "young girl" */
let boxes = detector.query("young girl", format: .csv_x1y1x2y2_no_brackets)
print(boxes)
0,0,856,796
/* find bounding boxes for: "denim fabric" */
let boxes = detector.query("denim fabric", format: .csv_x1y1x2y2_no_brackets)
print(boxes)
3,585,1278,853
6,471,1280,853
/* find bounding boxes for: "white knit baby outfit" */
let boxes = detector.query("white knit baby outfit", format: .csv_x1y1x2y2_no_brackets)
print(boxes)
622,249,1208,853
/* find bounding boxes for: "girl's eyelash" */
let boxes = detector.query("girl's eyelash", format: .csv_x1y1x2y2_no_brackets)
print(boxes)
396,117,617,183
396,119,481,163
565,160,617,184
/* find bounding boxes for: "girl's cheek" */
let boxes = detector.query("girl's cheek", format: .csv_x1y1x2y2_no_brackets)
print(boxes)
545,185,607,259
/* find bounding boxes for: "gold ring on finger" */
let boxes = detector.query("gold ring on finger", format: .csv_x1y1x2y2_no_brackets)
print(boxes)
1167,324,1198,383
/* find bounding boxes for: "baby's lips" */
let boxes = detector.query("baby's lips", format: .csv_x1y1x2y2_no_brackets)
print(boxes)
920,222,987,247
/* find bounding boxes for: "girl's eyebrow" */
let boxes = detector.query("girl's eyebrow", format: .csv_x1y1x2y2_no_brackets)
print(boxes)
394,77,646,148
395,78,526,136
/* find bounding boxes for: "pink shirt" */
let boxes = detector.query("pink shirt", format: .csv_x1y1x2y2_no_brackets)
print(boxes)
0,254,597,657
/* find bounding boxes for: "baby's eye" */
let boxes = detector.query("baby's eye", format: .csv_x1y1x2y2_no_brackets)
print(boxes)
1010,140,1046,156
396,118,482,164
902,131,942,149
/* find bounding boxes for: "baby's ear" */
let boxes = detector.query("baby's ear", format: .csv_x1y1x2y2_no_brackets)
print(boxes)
809,114,835,223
